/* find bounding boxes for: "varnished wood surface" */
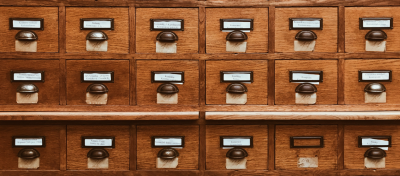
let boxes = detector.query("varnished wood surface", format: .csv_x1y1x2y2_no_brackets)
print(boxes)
0,7,59,53
136,125,199,170
66,125,130,170
205,8,268,53
206,60,268,105
275,125,338,170
275,7,338,53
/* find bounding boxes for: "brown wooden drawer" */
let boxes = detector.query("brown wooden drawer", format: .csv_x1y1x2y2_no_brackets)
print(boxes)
67,125,130,170
345,7,400,53
206,125,268,170
205,8,268,53
206,60,268,105
137,125,199,170
275,7,338,53
344,59,400,105
136,8,198,54
0,7,58,53
0,125,62,170
275,60,338,105
66,7,129,53
0,60,59,105
275,125,338,170
66,60,130,105
344,125,400,169
136,60,199,105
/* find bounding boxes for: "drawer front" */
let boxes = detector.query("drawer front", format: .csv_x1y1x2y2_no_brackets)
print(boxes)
206,125,268,170
137,125,199,170
206,8,268,53
345,7,400,53
0,125,62,170
136,60,199,105
67,125,130,170
275,125,338,170
0,7,58,53
275,60,338,105
275,7,337,53
344,59,400,104
0,60,59,105
66,60,130,105
136,8,198,54
344,125,400,169
206,60,268,105
66,7,129,53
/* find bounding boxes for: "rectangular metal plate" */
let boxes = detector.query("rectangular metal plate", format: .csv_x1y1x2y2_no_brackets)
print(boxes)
358,70,392,82
220,19,254,31
289,18,323,30
290,136,324,148
289,71,323,82
220,136,253,148
359,18,393,30
150,19,184,31
220,71,253,83
81,136,115,148
12,136,45,147
9,18,44,30
81,71,114,83
80,18,114,30
358,136,391,147
151,136,185,148
11,71,45,82
151,71,184,83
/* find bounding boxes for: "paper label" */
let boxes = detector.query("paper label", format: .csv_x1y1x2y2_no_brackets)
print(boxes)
84,139,113,147
223,22,251,29
13,20,41,29
15,138,43,146
363,20,391,28
83,21,112,29
154,74,182,82
154,21,182,30
83,73,112,81
293,20,321,28
154,138,182,147
223,138,251,147
14,73,42,81
292,73,320,81
362,138,389,147
362,73,390,81
223,74,251,81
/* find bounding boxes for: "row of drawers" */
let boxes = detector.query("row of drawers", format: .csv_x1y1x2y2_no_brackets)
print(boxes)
2,59,398,105
2,125,397,170
0,7,398,53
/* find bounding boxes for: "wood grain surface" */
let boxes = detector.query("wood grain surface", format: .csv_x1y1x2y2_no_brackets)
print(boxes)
66,125,130,170
206,60,268,105
66,7,129,53
136,8,198,54
344,59,400,105
206,125,268,170
0,7,58,53
0,60,60,105
345,7,400,53
344,125,400,169
205,8,268,53
275,125,338,170
275,60,338,105
136,60,199,105
0,125,61,170
275,7,338,53
136,125,199,170
66,60,130,105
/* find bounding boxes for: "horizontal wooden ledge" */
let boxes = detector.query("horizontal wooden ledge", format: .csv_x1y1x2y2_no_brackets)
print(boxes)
206,111,400,120
0,112,199,120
